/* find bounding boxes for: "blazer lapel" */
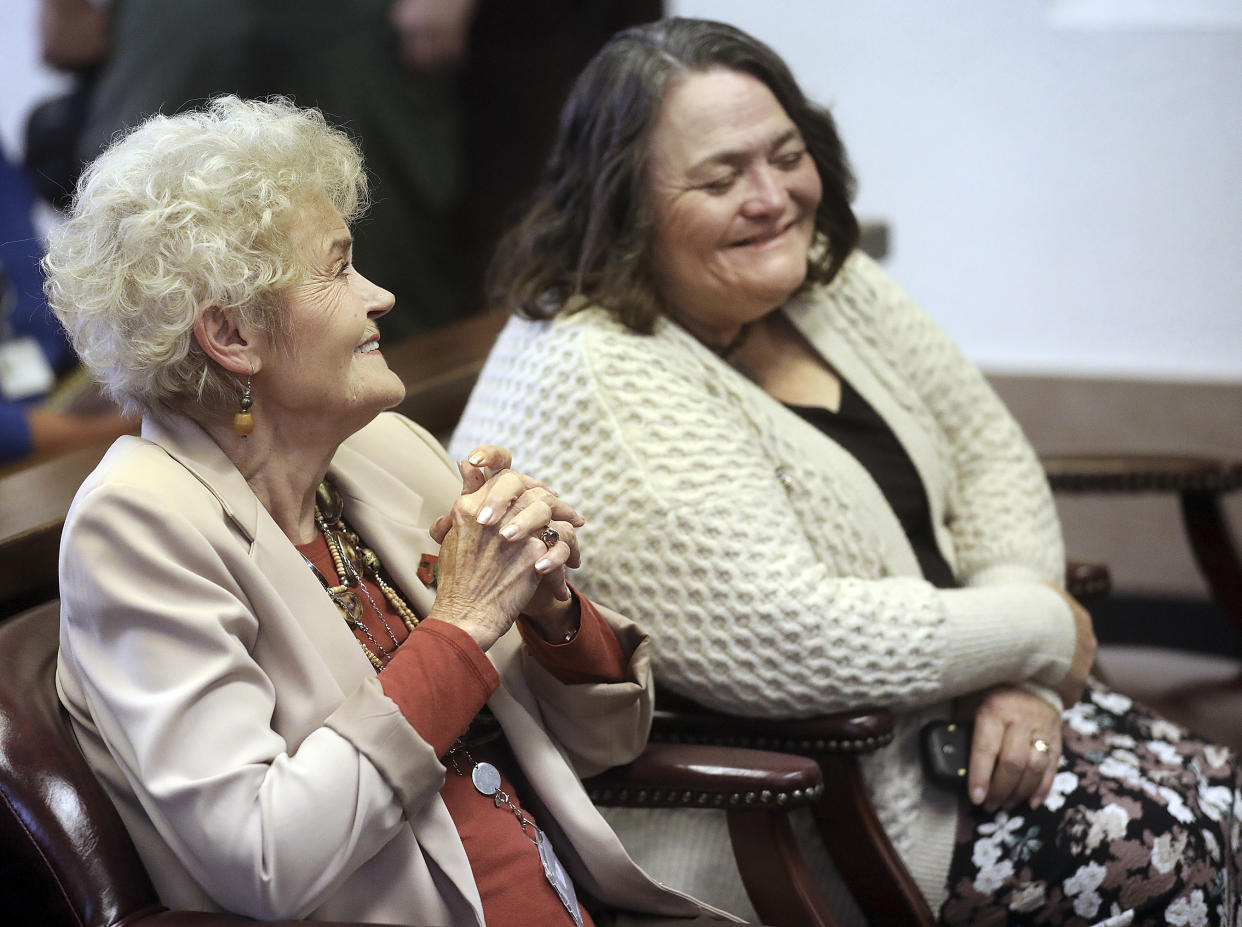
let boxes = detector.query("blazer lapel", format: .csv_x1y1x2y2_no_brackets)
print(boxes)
410,800,486,926
141,414,263,544
327,424,487,921
141,415,375,693
327,442,442,620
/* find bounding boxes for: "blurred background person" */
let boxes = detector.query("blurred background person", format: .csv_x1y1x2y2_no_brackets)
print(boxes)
0,146,130,466
30,0,661,340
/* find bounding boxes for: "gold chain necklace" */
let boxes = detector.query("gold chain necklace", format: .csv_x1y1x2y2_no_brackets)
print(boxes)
305,481,419,670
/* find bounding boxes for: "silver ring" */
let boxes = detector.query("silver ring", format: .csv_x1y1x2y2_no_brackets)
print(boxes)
538,527,559,549
1032,738,1050,754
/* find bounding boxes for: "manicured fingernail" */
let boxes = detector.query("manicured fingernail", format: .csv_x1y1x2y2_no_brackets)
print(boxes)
535,558,553,572
476,507,493,524
469,451,485,465
500,524,519,540
970,787,986,805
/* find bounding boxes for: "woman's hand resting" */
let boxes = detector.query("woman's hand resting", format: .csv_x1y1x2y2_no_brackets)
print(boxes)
962,685,1062,812
428,445,584,651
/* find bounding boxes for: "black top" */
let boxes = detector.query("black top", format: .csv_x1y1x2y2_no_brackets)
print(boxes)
786,379,958,589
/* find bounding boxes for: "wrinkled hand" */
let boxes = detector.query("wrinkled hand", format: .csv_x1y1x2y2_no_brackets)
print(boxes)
428,446,584,648
389,0,478,72
962,685,1062,811
1046,583,1096,706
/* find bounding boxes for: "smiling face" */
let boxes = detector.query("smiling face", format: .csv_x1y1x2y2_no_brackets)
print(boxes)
646,68,823,348
254,203,405,439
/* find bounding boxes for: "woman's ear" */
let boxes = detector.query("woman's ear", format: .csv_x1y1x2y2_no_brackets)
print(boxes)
193,303,261,375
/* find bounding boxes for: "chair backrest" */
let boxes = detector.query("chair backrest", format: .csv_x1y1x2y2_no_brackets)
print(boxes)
0,444,108,617
0,600,166,927
385,310,507,442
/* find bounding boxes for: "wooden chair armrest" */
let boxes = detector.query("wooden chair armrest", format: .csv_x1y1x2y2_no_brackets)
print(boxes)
649,688,893,756
586,742,838,927
1043,453,1242,494
1045,453,1242,633
584,742,822,811
644,690,933,926
137,912,387,926
385,311,507,439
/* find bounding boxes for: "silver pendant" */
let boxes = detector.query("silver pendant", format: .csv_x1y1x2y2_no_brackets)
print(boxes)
535,827,584,927
471,761,502,797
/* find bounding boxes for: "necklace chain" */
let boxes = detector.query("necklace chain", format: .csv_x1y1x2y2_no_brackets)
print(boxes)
446,740,540,844
307,486,583,925
306,480,419,670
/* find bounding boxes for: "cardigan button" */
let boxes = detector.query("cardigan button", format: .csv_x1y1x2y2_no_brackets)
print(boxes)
775,467,794,489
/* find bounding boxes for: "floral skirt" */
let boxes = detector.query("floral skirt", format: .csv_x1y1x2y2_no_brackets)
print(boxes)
940,682,1242,927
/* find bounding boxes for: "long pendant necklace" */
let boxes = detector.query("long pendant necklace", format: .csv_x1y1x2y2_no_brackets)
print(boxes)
306,483,582,924
305,480,419,670
446,740,585,927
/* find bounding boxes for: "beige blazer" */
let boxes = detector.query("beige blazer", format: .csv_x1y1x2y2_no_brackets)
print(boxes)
56,412,722,926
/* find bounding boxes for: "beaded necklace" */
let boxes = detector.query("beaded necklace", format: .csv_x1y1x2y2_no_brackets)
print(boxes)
305,480,419,670
304,485,583,925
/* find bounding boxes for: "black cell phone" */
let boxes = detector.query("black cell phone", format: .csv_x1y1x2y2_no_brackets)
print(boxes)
920,720,974,788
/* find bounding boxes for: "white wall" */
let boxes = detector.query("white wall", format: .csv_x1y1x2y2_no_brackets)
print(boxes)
6,1,1241,379
669,0,1242,380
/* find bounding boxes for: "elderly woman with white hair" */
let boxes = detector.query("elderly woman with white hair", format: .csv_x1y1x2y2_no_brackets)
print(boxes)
44,95,737,927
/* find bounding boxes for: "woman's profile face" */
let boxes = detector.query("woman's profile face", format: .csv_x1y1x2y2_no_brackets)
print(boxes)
645,67,822,345
255,204,405,432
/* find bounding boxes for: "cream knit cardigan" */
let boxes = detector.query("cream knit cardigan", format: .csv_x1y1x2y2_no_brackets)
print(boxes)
452,250,1076,920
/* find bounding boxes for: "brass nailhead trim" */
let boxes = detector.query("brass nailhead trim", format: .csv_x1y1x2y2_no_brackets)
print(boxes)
650,730,895,754
587,782,825,809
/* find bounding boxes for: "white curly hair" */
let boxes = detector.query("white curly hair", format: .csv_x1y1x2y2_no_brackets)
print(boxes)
44,95,368,418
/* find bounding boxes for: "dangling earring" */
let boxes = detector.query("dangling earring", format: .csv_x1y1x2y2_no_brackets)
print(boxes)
233,375,254,437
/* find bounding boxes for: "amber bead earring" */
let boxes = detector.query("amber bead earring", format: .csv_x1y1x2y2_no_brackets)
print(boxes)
233,375,254,437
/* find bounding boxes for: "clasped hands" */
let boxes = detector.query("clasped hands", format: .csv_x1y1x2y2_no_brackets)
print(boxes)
427,445,583,651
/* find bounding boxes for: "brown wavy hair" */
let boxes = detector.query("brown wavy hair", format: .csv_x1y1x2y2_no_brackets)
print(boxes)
489,17,860,333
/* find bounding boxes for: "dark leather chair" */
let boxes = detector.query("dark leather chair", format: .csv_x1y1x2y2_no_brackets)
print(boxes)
0,601,363,927
648,690,934,927
0,599,833,927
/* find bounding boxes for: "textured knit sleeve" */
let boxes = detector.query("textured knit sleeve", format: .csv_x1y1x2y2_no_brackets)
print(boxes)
452,313,1074,719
